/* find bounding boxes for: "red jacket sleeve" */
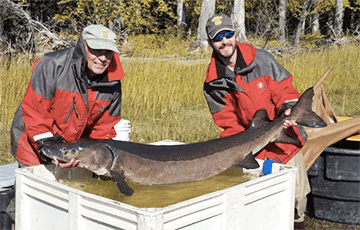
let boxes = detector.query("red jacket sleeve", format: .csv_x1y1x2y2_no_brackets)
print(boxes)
22,57,57,144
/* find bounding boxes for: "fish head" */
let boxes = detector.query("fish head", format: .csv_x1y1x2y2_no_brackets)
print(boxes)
40,143,83,163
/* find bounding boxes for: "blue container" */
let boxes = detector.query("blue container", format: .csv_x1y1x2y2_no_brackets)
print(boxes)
307,139,360,225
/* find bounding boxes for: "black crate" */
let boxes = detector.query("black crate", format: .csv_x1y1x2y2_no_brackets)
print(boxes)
307,139,360,225
0,188,15,230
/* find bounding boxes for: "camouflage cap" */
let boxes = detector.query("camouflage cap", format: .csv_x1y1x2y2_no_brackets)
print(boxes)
82,25,119,53
206,14,234,39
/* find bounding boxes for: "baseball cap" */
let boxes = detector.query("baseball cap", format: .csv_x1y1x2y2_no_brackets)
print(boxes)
82,25,120,53
206,14,234,39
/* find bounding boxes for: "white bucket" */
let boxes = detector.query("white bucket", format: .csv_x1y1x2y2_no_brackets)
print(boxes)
112,119,131,141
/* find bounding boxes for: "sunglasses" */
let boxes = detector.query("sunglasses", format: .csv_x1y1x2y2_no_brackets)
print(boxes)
213,31,235,42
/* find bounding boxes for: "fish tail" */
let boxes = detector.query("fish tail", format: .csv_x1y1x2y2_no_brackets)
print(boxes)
290,87,327,128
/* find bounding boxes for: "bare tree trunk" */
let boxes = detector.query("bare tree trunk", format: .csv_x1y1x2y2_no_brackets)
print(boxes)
334,0,344,37
310,0,320,34
195,0,216,47
294,0,313,46
310,1,319,35
232,0,247,42
177,0,186,26
278,0,286,43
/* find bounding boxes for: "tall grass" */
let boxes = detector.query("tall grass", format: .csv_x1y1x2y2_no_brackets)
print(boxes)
120,58,220,144
0,55,34,164
278,44,360,116
1,43,359,164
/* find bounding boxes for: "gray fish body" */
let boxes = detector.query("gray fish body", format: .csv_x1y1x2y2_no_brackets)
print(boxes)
41,87,327,196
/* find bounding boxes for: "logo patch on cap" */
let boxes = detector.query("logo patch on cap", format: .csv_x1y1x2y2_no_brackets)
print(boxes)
100,28,109,38
258,82,264,89
212,16,223,26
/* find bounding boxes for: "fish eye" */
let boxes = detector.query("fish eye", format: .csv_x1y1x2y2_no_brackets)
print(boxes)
61,148,68,155
71,149,76,154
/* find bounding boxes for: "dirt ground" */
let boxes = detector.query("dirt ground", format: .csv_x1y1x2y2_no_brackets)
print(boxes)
305,215,360,229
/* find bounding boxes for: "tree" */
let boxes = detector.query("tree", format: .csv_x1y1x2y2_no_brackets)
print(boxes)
54,0,177,34
233,0,247,42
195,0,216,47
245,0,279,39
294,0,313,46
334,0,344,36
310,0,320,34
177,0,186,27
278,0,286,43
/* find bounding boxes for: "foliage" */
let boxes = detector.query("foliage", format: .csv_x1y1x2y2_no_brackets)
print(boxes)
298,34,325,49
53,0,177,34
5,0,359,47
244,0,279,37
120,0,177,34
54,0,121,29
181,0,202,36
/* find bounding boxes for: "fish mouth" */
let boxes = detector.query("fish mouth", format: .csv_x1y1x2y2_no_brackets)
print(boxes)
38,149,56,164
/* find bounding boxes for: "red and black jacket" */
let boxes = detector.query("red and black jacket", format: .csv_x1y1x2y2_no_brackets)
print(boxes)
11,37,124,166
204,42,304,163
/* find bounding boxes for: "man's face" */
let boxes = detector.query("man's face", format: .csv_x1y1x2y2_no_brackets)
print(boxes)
209,30,236,59
85,42,114,77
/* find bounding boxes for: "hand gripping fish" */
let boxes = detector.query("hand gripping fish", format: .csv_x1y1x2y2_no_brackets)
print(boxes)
40,87,326,196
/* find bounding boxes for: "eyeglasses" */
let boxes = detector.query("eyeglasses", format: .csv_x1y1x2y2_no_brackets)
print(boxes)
212,31,235,42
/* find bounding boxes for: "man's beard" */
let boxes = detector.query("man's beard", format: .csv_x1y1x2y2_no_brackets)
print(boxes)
214,43,236,59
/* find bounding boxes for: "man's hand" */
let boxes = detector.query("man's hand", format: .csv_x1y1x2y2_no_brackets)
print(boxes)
52,158,82,168
283,109,298,129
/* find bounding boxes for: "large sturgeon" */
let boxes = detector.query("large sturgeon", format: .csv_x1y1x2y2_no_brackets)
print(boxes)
40,86,326,196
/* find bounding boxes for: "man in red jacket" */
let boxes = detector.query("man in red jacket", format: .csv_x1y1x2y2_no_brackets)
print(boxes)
204,14,308,229
11,24,125,168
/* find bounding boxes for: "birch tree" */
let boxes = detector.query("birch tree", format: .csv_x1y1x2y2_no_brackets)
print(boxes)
195,0,216,47
177,0,186,27
232,0,247,42
278,0,286,43
311,0,320,34
334,0,344,36
294,0,313,46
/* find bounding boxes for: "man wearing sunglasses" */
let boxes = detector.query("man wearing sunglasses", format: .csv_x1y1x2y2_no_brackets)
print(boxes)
204,14,308,230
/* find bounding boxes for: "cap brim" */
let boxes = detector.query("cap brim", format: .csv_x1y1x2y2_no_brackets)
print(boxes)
209,28,234,39
86,39,120,53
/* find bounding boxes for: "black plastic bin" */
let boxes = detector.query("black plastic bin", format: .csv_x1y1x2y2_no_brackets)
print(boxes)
0,187,15,230
307,139,360,225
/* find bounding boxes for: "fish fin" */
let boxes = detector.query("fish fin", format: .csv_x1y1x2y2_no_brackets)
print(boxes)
291,88,327,128
110,170,134,196
237,152,260,169
273,129,301,145
249,109,269,129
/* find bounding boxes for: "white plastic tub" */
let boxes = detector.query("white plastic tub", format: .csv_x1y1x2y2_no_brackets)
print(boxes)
15,159,297,230
112,119,131,141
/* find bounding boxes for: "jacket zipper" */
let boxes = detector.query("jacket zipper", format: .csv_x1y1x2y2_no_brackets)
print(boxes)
64,97,79,124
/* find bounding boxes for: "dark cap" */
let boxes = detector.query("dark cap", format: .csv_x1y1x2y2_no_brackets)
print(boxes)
206,14,234,39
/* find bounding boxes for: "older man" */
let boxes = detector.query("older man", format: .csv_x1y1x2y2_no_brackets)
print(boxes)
11,24,124,168
203,14,309,230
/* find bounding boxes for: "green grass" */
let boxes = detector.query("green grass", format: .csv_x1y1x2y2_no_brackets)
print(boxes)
1,42,359,165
